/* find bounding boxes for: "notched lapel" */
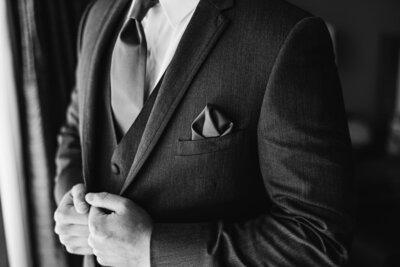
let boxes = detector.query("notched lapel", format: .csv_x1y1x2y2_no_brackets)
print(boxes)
81,0,130,191
120,0,234,194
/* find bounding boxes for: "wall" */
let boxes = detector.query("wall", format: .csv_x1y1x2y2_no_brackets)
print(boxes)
287,0,400,125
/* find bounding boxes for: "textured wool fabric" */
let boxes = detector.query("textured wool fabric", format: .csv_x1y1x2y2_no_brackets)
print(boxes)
55,0,354,266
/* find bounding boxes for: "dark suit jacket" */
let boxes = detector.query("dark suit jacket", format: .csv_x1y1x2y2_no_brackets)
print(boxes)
54,0,354,266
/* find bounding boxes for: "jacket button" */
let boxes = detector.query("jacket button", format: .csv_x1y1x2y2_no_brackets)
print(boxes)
111,163,120,175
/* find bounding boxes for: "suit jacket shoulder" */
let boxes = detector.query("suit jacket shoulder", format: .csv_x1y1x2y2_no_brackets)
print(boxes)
230,0,313,39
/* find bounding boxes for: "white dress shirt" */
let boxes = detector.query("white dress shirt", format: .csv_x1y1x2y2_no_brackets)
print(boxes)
113,0,199,134
131,0,199,101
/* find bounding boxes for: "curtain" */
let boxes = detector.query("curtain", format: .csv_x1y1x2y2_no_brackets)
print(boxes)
8,0,91,266
1,2,11,266
0,201,8,266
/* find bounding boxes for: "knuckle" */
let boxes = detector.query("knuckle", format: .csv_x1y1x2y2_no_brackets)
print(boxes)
65,245,76,254
70,246,81,254
54,224,59,234
53,210,65,222
54,224,64,234
96,257,107,266
55,224,72,235
53,210,59,221
73,248,83,255
59,235,70,245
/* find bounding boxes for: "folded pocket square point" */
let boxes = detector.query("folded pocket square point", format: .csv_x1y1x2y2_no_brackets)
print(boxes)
191,105,234,140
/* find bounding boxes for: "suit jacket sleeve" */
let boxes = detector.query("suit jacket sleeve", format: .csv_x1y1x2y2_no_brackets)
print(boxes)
54,86,83,204
150,17,354,267
53,2,94,204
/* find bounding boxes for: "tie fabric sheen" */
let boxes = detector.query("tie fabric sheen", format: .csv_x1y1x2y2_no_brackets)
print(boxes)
110,0,159,135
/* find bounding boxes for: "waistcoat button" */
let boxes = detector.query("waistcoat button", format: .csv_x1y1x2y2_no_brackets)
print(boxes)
111,163,120,175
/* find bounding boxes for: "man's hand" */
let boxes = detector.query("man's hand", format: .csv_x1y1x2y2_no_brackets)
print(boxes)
85,192,153,267
54,183,92,255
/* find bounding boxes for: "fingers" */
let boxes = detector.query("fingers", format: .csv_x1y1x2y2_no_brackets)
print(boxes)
55,224,90,237
88,206,106,219
59,236,93,255
59,236,89,247
59,189,74,208
71,184,89,214
54,205,89,225
54,220,91,256
88,236,117,266
86,192,130,214
54,184,89,225
94,254,117,267
68,247,93,256
54,185,92,256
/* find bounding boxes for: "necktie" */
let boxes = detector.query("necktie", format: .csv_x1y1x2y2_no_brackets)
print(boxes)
110,0,159,135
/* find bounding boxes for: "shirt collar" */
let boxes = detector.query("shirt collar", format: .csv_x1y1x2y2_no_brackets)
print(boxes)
159,0,200,28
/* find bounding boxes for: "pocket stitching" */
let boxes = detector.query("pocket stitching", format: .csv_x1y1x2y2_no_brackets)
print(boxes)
176,130,245,156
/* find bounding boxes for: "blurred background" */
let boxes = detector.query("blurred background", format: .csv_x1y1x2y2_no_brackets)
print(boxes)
0,0,400,266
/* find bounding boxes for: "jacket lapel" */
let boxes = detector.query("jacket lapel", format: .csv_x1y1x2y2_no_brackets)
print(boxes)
81,0,130,190
120,0,234,194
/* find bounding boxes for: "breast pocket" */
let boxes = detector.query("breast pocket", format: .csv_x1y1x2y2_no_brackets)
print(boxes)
176,130,246,156
173,130,248,209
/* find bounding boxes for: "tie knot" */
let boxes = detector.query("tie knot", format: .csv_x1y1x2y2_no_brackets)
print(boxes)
131,0,159,21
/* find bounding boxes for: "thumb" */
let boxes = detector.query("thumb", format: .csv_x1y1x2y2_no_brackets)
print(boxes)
88,206,105,222
88,206,107,236
71,183,90,214
85,192,128,214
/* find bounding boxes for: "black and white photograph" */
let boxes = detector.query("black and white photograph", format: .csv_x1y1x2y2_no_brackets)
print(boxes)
0,0,400,266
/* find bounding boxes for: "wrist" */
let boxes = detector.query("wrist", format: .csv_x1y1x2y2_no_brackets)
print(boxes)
130,223,152,267
141,224,153,267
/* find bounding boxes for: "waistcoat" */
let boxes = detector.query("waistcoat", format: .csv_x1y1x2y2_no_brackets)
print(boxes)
90,67,162,194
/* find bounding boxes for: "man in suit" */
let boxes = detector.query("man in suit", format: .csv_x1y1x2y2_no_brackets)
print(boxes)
53,0,354,266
